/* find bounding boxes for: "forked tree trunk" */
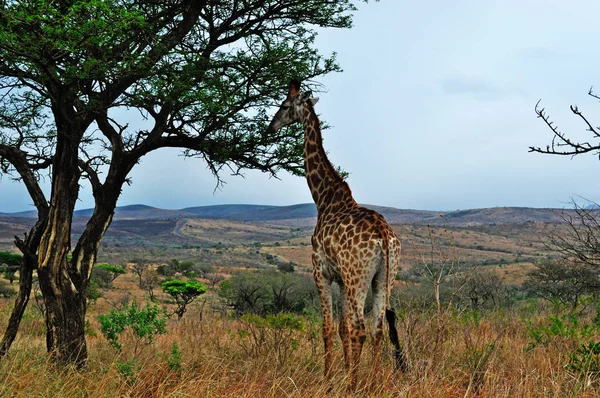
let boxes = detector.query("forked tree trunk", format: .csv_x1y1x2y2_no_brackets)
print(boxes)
37,122,87,366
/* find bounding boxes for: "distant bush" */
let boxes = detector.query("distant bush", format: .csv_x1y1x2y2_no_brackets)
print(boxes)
0,251,22,284
85,278,103,303
523,259,600,309
219,270,317,315
168,259,194,274
277,262,295,274
0,281,16,298
130,258,151,287
460,268,504,310
196,263,216,277
92,263,126,289
156,264,175,277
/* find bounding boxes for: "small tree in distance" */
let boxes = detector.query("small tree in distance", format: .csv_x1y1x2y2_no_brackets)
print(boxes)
92,263,126,289
0,252,23,284
130,258,151,288
206,273,225,289
162,280,207,319
140,270,161,302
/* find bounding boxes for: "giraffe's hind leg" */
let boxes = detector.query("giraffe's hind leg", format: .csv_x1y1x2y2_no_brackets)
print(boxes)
346,279,370,391
313,264,334,378
369,268,387,387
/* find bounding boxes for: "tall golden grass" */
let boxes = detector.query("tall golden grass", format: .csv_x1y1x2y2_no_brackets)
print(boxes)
1,275,599,397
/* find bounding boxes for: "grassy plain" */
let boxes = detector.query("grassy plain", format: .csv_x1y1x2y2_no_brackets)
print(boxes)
0,217,597,397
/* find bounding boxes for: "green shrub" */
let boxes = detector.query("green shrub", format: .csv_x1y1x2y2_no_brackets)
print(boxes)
98,300,167,353
567,341,600,382
166,342,182,371
85,278,103,303
526,314,595,351
0,251,22,265
116,359,139,385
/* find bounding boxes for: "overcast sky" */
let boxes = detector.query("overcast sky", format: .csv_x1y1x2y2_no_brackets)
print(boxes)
2,0,600,213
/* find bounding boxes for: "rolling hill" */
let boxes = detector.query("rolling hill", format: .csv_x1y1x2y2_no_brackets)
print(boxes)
0,203,584,226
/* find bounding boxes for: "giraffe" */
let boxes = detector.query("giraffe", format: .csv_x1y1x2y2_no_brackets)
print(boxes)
266,80,406,389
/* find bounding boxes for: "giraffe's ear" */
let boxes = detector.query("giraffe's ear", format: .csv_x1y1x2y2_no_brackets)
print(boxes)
300,91,319,105
300,91,314,101
288,80,301,98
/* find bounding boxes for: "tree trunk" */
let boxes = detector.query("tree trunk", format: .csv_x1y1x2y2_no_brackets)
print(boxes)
37,117,85,365
39,280,88,366
0,254,35,357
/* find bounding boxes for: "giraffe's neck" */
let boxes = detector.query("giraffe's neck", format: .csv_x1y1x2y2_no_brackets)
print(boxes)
302,103,355,214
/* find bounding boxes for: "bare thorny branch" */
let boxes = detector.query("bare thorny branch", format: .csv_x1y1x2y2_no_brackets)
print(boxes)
530,88,600,158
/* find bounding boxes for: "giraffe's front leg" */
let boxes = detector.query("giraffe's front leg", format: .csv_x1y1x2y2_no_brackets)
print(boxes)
313,262,334,378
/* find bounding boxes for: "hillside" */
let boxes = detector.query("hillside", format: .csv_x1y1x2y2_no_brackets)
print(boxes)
0,203,583,226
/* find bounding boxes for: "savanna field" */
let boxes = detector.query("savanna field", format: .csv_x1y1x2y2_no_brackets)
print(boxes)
2,1,600,397
1,216,600,397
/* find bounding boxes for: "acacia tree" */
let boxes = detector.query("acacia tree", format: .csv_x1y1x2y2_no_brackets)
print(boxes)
531,91,600,274
130,258,150,288
0,0,364,366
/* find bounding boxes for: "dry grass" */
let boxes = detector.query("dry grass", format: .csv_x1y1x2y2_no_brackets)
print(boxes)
2,271,600,398
0,219,588,397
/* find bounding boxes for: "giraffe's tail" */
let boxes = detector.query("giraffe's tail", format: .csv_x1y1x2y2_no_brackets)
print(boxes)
383,237,407,372
385,308,406,371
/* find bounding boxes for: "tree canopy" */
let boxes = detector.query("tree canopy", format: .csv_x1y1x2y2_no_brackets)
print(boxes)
162,279,207,318
0,0,368,365
0,0,361,187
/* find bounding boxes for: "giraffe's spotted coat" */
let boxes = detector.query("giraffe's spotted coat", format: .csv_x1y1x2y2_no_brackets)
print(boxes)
267,81,404,389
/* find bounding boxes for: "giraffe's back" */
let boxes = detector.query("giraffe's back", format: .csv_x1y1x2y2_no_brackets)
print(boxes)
312,205,400,283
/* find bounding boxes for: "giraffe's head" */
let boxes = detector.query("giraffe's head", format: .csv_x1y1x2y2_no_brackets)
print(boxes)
266,80,319,135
